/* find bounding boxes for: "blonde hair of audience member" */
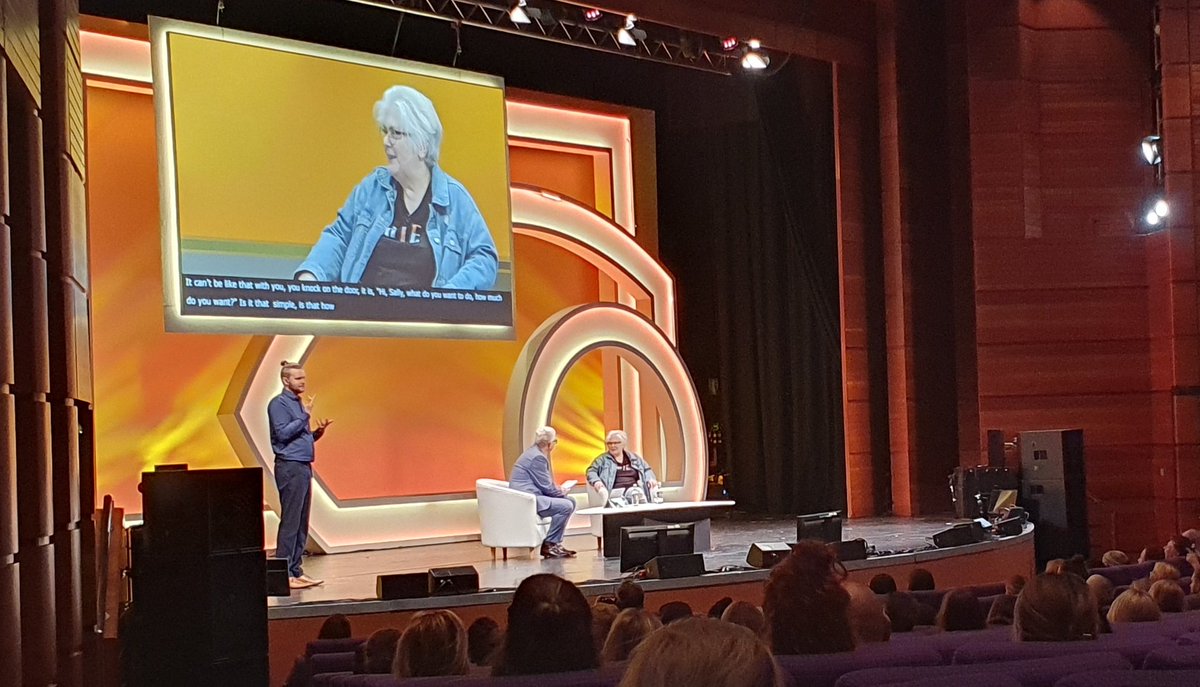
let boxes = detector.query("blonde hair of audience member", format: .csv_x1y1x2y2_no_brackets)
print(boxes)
1150,561,1181,582
1130,577,1151,592
1044,559,1066,575
721,601,767,639
393,610,469,678
1012,573,1098,641
619,617,784,687
1149,579,1186,613
1101,550,1130,567
1085,574,1115,608
844,581,891,643
602,608,662,663
591,601,620,657
1107,589,1162,624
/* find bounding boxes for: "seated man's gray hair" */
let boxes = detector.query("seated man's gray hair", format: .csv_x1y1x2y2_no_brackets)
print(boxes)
534,426,557,446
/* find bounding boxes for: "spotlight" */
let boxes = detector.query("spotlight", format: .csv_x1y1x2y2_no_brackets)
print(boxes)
721,36,739,51
510,0,541,24
741,39,769,70
617,14,644,46
1141,195,1170,230
1141,135,1162,165
583,8,601,21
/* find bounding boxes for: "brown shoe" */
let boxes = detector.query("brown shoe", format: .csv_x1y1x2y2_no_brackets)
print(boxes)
551,544,576,558
289,577,316,589
541,543,568,559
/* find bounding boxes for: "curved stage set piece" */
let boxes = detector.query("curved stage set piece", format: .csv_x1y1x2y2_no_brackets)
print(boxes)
82,24,1036,687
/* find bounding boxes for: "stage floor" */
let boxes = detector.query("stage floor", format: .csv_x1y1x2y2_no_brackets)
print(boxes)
269,514,989,617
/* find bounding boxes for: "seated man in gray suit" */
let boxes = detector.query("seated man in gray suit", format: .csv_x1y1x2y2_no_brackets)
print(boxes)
508,426,577,559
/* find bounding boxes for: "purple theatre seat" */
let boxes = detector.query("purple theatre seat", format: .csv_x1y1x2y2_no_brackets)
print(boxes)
1175,631,1200,645
306,637,365,656
832,651,1131,687
312,673,354,687
327,668,620,687
1142,643,1200,669
774,643,942,687
309,652,357,676
890,625,1009,662
887,675,1022,687
953,632,1170,666
1053,669,1200,687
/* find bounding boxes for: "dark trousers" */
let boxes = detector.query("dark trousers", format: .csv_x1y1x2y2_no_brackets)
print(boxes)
275,458,312,578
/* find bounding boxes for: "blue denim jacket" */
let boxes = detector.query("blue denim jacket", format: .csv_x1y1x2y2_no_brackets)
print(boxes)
295,166,499,289
585,450,658,499
268,390,314,462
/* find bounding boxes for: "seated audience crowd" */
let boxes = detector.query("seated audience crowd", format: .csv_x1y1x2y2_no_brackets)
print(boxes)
286,530,1200,686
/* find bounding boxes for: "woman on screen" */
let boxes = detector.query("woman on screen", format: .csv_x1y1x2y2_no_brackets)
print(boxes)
294,85,499,290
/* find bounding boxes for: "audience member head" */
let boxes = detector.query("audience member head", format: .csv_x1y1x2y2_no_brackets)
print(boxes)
602,608,662,663
1139,546,1166,563
317,613,352,640
707,596,734,619
1013,573,1098,641
907,568,935,591
1044,559,1066,575
1151,561,1181,582
844,581,891,643
493,574,597,676
1183,529,1200,551
393,610,468,678
1101,550,1130,567
618,617,783,687
721,601,767,639
1150,579,1186,613
986,594,1016,626
885,592,921,633
1166,535,1194,559
1005,574,1027,597
617,580,646,610
359,628,402,674
1130,577,1152,592
466,617,502,667
868,573,897,595
937,588,985,632
658,601,694,625
1085,574,1115,608
763,541,854,654
591,602,620,657
1064,555,1089,580
1108,589,1162,624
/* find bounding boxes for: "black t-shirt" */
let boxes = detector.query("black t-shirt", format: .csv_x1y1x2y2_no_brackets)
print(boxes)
360,181,435,287
612,461,638,490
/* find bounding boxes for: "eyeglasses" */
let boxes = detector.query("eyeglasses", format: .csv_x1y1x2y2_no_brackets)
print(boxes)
380,126,409,141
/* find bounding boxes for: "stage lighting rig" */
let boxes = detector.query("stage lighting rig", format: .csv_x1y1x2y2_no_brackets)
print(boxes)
344,0,752,75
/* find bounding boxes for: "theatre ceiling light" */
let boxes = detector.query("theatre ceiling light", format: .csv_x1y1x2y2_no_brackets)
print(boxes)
741,39,770,70
1142,195,1170,230
343,0,748,75
1141,135,1162,165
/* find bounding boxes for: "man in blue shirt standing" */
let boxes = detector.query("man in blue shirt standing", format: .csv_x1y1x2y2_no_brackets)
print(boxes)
508,426,577,559
268,361,333,589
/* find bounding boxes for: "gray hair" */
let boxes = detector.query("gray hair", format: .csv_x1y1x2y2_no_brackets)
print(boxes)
533,426,557,447
606,430,628,443
373,85,443,168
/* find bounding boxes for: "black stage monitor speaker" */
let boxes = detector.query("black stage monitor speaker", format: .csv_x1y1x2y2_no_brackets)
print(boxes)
429,566,479,596
994,515,1026,537
796,511,842,543
645,553,705,579
619,522,696,572
933,521,988,549
266,558,290,597
832,538,868,562
377,572,430,600
746,542,792,569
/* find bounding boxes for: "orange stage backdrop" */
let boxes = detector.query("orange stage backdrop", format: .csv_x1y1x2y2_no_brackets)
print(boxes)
89,84,626,511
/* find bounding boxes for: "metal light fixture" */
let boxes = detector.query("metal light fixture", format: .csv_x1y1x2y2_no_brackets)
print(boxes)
616,14,642,47
1141,135,1162,165
741,39,769,70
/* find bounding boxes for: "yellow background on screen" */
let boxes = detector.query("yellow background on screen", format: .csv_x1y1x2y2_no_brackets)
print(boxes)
167,32,512,261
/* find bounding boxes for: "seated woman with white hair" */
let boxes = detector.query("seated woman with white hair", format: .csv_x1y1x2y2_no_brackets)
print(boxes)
586,430,660,505
295,85,499,289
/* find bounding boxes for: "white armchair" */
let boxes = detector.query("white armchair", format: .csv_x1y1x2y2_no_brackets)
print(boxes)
475,478,552,560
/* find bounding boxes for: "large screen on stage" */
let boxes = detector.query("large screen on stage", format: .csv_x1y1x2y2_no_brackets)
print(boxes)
151,19,515,339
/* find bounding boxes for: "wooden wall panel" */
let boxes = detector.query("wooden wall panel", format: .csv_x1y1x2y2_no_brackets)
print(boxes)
0,52,18,687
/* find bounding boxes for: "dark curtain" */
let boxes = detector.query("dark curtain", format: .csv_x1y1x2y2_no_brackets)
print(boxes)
662,60,844,515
